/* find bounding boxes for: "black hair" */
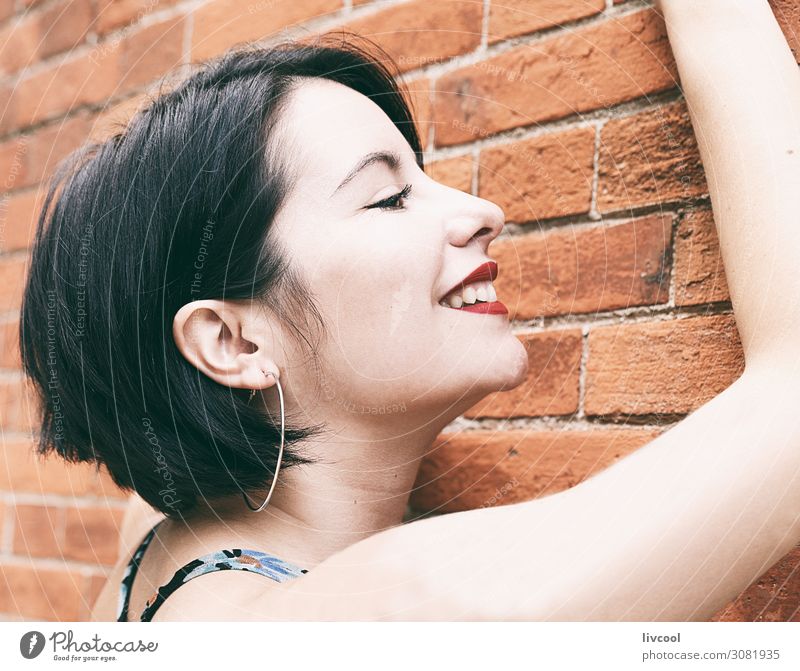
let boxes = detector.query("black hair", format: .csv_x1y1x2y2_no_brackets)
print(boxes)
19,32,426,518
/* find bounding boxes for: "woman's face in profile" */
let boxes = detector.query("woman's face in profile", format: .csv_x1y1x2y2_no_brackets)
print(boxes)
271,78,529,423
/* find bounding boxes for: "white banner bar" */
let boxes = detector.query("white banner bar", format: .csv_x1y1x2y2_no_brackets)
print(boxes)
1,621,798,670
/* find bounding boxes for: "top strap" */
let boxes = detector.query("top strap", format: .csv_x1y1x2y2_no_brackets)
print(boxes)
116,519,165,622
116,519,308,622
138,548,308,621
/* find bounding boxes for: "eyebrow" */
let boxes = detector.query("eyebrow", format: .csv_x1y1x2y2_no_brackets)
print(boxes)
329,150,402,198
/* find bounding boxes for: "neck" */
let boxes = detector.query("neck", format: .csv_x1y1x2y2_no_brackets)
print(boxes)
172,412,448,568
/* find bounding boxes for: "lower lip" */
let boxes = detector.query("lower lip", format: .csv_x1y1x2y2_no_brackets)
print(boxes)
446,301,509,315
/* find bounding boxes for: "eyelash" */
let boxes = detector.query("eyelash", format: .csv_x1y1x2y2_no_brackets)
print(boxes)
365,183,412,211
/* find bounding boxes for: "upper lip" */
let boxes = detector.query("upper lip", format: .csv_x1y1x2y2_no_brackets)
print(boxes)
440,260,498,301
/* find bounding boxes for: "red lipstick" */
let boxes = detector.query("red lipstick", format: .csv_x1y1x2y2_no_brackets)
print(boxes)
459,301,508,315
442,261,498,299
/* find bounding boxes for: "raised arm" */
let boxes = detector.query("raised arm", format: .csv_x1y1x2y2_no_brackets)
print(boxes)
253,1,800,621
656,0,800,370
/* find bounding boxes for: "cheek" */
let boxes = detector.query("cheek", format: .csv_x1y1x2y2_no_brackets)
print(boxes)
314,236,442,376
327,267,436,369
363,275,418,335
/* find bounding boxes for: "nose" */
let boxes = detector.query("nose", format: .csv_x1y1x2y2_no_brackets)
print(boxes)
444,191,506,248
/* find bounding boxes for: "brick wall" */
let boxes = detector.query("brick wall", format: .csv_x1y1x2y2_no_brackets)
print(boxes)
0,0,798,621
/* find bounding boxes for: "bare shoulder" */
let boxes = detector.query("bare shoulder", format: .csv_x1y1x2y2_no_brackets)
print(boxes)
95,504,522,622
150,569,296,622
253,507,507,621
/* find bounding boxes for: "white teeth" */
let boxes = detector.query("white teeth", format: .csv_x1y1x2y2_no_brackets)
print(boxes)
440,280,498,308
462,285,477,304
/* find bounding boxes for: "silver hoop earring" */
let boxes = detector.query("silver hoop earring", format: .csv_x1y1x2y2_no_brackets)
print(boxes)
242,371,285,513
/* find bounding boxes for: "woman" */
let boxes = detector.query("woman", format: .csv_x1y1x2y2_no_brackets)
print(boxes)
20,0,800,621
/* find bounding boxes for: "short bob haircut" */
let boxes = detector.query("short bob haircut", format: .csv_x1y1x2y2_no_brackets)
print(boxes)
20,34,425,519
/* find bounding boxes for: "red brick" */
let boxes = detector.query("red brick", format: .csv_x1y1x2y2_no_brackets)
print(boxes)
0,187,43,252
0,317,21,368
411,427,663,513
330,0,482,73
489,0,605,43
0,84,16,136
20,112,93,190
38,0,94,61
585,314,745,416
63,506,125,566
0,189,38,253
490,214,672,320
770,0,800,63
403,76,433,150
118,14,186,93
10,47,121,129
0,136,30,190
0,438,128,498
598,101,708,213
0,563,85,620
191,0,343,62
712,543,800,622
465,330,582,418
0,255,27,311
95,0,181,36
0,1,94,78
12,504,64,558
478,126,594,223
0,377,38,432
0,13,40,77
674,207,730,307
0,0,15,22
434,9,678,146
425,154,472,193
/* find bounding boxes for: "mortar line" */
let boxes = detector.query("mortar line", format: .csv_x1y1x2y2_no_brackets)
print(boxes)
0,492,131,508
508,300,733,335
578,325,588,418
0,552,119,575
480,0,491,51
589,120,605,221
443,413,681,433
182,4,194,66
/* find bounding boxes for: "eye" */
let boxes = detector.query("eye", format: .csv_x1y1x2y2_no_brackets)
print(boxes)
364,184,412,212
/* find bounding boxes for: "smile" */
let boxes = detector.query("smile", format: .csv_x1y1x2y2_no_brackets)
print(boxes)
438,261,509,315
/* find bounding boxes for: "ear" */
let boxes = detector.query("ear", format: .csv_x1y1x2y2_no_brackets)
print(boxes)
172,299,279,391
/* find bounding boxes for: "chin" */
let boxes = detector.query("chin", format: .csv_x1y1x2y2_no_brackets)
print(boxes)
493,335,530,391
455,335,530,402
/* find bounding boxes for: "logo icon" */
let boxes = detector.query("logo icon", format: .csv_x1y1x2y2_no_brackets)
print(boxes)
20,631,45,659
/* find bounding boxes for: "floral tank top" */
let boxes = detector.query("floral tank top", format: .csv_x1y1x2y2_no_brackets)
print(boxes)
116,519,308,621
